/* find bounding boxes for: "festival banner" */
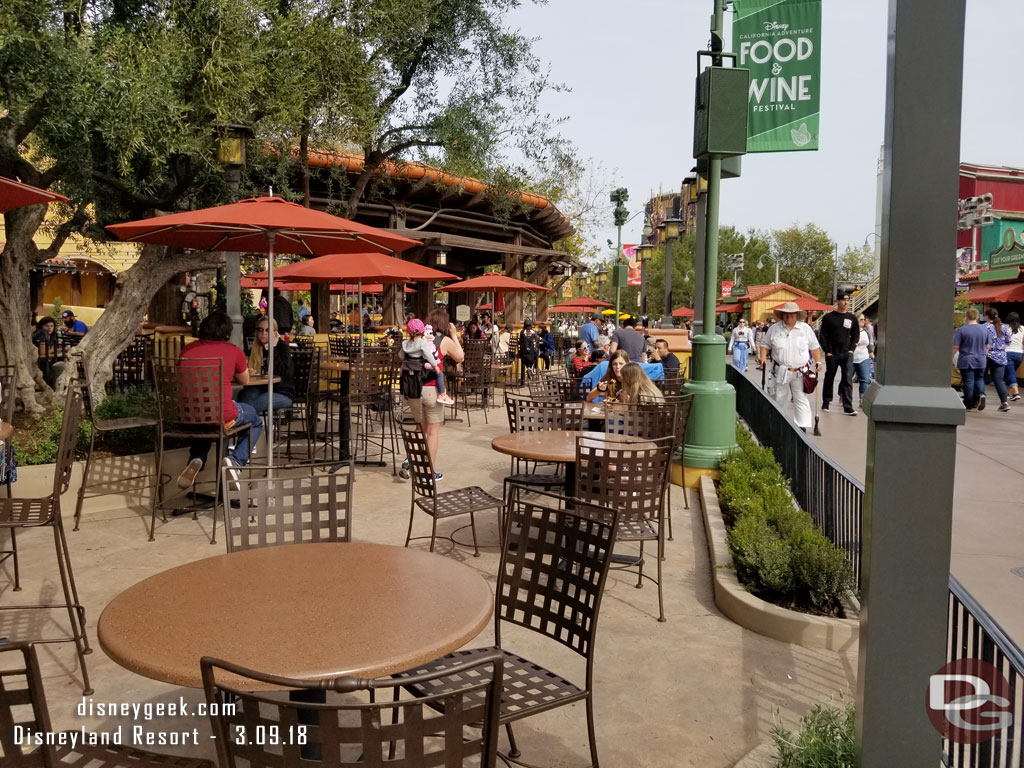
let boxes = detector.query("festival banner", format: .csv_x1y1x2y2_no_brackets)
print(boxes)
624,244,641,286
733,0,822,153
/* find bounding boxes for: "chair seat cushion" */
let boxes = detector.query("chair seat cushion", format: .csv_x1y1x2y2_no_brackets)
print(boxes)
0,497,54,526
400,646,586,722
617,518,658,541
415,486,502,518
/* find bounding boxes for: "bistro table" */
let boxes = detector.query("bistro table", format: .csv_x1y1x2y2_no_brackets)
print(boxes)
491,430,655,494
98,542,492,688
243,374,281,387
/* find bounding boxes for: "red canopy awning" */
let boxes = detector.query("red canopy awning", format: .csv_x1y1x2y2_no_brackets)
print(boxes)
271,251,455,283
0,176,68,213
716,303,744,313
241,275,415,293
961,282,1024,303
439,274,547,293
770,297,835,313
672,306,695,317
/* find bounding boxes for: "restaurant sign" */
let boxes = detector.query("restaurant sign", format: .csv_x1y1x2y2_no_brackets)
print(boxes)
989,228,1024,268
733,0,822,153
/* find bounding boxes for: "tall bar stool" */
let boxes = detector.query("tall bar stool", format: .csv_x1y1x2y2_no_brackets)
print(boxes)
0,381,93,693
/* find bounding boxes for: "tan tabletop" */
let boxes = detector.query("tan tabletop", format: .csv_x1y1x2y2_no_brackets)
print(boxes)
244,374,281,387
98,542,492,688
0,422,11,442
491,430,654,463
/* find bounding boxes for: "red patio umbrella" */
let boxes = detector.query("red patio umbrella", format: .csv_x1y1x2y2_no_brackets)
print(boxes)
440,273,547,322
672,306,695,317
555,297,613,309
0,176,68,212
241,276,417,294
107,196,422,459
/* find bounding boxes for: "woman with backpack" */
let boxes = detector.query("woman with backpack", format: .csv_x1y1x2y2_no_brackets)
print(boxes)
518,321,540,385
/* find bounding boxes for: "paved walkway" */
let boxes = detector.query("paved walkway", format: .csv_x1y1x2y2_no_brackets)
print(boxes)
743,364,1024,646
1,398,856,768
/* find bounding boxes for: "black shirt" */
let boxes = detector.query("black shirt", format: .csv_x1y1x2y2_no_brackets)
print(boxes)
660,352,680,373
819,311,860,356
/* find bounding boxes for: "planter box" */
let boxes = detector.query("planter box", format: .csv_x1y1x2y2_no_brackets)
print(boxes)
700,475,859,651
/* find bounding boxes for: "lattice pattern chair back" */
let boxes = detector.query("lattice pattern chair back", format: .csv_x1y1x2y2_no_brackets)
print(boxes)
496,491,619,658
202,651,502,768
527,375,562,400
290,347,321,408
110,334,153,390
153,358,225,428
54,381,85,500
293,334,316,348
328,335,359,358
400,424,436,502
0,642,54,768
348,356,389,407
574,435,673,528
462,339,491,377
642,393,694,451
516,400,583,433
657,373,684,396
503,392,532,432
603,402,678,440
222,462,354,552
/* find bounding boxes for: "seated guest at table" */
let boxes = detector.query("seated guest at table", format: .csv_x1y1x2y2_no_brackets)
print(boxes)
495,325,512,356
61,310,88,339
571,340,590,376
649,338,680,374
177,311,259,489
33,316,64,386
586,350,629,402
299,314,316,335
464,320,486,342
239,318,295,413
619,362,664,402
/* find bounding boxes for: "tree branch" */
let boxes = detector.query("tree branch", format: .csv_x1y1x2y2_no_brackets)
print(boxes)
38,201,90,262
379,123,433,142
377,34,436,117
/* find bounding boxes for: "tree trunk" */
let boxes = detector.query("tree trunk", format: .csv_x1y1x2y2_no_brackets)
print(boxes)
345,149,385,216
0,207,54,413
70,246,224,399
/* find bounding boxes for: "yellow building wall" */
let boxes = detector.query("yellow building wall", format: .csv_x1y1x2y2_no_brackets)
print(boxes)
749,288,807,323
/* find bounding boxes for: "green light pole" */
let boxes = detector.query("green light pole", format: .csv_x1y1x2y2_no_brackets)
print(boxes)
683,1,748,475
610,187,629,324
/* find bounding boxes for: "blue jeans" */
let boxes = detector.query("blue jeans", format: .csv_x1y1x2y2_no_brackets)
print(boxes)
1004,351,1022,388
961,367,986,409
986,359,1008,404
237,388,294,413
732,342,749,372
187,401,262,467
853,358,873,398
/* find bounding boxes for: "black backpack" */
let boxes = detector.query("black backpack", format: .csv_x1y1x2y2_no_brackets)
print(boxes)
520,331,538,361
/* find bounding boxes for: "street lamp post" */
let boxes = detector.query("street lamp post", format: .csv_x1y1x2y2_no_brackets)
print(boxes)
216,124,251,347
658,218,682,327
596,268,608,303
611,188,629,325
637,241,655,318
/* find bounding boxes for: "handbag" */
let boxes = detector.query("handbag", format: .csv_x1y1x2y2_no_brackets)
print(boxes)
802,367,818,394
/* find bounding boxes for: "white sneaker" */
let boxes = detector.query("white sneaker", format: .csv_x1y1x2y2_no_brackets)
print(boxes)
436,393,455,405
223,456,241,491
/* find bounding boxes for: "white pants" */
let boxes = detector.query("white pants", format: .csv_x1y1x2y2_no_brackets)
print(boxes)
773,369,813,429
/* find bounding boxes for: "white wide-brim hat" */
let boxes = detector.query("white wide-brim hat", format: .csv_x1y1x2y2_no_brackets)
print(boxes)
772,301,807,321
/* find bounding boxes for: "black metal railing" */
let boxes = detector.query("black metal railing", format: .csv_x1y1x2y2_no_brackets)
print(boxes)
727,364,864,588
727,364,1024,765
943,576,1024,767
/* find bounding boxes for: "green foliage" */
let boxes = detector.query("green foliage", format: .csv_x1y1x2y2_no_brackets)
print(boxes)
720,427,854,612
14,408,92,466
94,387,158,454
771,701,857,768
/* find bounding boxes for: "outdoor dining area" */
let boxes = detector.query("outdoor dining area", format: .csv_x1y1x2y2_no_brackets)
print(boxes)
0,180,859,768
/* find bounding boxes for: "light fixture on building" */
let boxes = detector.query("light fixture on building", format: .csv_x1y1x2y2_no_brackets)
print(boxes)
434,247,449,267
215,124,253,168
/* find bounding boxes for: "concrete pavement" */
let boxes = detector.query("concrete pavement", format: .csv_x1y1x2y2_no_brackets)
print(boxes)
743,363,1024,646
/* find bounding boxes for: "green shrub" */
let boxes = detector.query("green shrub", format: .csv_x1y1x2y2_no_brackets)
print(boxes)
94,387,158,454
730,514,794,596
772,701,856,767
14,407,92,465
790,529,856,610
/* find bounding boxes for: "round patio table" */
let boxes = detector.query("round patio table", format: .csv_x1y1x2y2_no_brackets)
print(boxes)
491,430,654,493
98,542,492,688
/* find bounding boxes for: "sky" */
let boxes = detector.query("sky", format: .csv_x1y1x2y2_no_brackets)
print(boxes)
508,0,1024,259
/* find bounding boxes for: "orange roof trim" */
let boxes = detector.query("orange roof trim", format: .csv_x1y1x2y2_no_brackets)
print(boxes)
304,148,562,220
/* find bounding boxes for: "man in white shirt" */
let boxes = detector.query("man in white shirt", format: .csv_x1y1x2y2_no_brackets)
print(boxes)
758,302,824,431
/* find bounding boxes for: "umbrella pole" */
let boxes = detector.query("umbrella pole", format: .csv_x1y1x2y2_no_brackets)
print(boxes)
266,232,276,468
359,282,364,356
